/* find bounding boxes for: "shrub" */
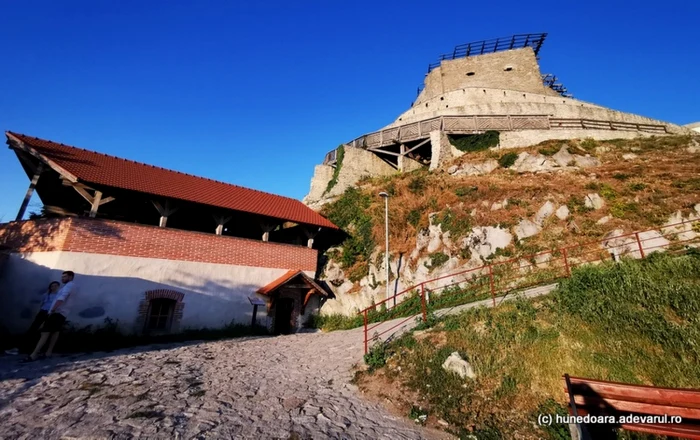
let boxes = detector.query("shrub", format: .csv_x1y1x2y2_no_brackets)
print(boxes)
598,183,618,200
498,152,518,168
434,208,472,239
407,174,427,195
425,252,449,270
322,187,375,270
364,340,389,371
580,138,598,151
628,182,647,191
610,201,640,218
324,145,345,194
455,185,478,197
538,145,561,156
406,209,422,227
448,131,500,152
612,173,631,180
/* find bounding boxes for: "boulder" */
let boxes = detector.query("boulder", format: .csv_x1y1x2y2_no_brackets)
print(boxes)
574,155,601,168
463,226,513,259
513,152,558,173
555,205,570,220
584,193,605,210
441,351,476,379
552,146,575,167
596,215,611,225
622,153,638,160
534,201,556,226
514,219,542,240
490,198,509,211
454,160,499,176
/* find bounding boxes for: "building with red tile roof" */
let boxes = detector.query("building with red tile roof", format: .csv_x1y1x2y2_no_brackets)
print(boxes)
1,131,342,336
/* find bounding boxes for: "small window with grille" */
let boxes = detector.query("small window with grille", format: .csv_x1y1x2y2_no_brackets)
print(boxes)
146,298,175,332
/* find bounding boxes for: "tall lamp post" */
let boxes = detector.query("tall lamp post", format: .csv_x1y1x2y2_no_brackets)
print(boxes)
378,191,391,307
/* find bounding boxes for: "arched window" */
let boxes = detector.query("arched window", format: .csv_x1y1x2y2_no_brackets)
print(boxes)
146,298,176,331
137,289,185,334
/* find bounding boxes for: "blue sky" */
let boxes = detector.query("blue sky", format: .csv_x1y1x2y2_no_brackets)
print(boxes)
1,0,698,221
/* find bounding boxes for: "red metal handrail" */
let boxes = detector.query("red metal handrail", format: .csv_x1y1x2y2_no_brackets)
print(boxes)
360,217,700,354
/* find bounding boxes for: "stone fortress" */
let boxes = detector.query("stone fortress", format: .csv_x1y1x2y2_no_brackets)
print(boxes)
303,33,695,209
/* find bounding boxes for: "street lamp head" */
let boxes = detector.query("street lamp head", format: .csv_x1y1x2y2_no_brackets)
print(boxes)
378,191,389,198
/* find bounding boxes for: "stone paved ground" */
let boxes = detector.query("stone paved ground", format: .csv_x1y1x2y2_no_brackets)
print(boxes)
0,327,443,440
0,285,556,439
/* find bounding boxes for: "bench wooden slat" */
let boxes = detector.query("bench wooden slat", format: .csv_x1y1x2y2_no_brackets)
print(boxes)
572,395,700,419
566,376,700,407
574,407,700,439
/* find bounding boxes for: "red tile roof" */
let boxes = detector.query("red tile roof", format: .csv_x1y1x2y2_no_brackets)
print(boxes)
7,132,338,230
256,270,329,296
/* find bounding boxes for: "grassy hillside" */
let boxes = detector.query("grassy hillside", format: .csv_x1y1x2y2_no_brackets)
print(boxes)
354,253,700,439
321,136,700,286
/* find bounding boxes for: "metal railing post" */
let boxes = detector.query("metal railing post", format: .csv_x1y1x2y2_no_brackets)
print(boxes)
363,310,368,355
488,265,496,307
562,248,571,277
420,284,428,323
635,232,646,259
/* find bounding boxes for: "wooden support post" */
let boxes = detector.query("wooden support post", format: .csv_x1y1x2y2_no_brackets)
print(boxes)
251,304,258,328
89,191,102,218
213,215,232,235
260,222,276,242
16,163,44,221
152,200,178,228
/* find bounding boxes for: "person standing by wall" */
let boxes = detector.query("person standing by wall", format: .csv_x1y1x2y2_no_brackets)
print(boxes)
23,271,77,362
4,281,60,356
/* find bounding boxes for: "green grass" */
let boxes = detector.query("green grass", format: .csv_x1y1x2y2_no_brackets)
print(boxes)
364,253,700,439
324,145,345,194
322,187,375,279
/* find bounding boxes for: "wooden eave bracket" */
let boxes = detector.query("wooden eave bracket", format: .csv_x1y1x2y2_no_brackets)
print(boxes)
6,133,78,183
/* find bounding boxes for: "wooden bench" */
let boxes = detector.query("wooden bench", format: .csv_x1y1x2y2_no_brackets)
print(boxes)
563,374,700,439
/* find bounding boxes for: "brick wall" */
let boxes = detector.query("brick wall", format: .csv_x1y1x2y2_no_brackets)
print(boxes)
0,218,318,271
0,218,72,252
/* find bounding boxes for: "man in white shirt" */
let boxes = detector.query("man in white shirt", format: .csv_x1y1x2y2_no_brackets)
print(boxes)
24,271,76,362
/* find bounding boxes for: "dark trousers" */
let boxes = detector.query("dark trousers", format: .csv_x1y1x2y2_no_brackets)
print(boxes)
22,310,49,353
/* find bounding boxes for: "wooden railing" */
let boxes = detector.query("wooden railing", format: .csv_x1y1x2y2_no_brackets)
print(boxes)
359,218,700,354
321,115,670,165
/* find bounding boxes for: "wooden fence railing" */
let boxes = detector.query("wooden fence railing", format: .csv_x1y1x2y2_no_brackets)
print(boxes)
322,115,670,165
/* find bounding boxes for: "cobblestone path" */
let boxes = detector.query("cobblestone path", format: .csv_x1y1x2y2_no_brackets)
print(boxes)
0,328,440,440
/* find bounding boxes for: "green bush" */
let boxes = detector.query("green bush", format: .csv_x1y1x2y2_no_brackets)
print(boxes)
498,152,518,168
580,138,598,151
364,340,389,371
538,145,561,156
324,145,345,194
408,174,427,194
448,131,500,152
628,182,647,191
455,185,478,197
322,187,375,270
599,183,618,200
434,208,472,239
406,209,422,227
425,252,449,270
610,201,640,218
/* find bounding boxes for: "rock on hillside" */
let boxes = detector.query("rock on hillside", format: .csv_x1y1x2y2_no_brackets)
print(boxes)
317,136,700,317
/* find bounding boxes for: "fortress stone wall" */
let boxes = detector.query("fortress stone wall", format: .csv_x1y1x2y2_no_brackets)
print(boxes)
303,36,692,209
